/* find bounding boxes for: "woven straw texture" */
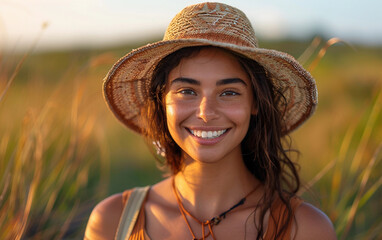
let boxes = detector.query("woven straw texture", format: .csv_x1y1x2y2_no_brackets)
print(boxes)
103,2,317,134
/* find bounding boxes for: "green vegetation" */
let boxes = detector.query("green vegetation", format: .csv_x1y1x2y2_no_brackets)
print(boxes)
0,37,381,239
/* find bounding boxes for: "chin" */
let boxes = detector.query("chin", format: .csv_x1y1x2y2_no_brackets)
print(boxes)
183,147,242,166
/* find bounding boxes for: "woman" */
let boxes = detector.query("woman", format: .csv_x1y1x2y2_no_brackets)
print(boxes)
85,2,337,240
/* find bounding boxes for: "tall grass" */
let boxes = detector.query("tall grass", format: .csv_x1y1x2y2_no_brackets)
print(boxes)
300,87,382,239
298,37,382,240
0,52,111,239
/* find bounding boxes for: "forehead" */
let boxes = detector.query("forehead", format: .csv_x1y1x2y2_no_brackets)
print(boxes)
168,47,251,83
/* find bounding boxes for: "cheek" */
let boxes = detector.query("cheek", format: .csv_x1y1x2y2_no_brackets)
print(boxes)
224,101,253,121
165,97,190,135
229,108,252,128
165,103,177,132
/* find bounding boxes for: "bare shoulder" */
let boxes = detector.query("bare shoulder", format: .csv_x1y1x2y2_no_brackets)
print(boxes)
84,193,124,240
293,202,337,240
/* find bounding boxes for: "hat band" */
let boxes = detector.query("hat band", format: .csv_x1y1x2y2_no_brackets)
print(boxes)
164,32,256,48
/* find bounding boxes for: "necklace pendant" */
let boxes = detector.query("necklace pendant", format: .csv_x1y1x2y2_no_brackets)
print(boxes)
211,217,221,225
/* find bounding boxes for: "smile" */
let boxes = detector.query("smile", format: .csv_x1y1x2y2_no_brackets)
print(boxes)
189,129,227,139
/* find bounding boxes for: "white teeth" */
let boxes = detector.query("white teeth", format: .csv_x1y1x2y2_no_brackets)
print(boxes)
201,131,207,138
196,130,201,137
190,129,227,139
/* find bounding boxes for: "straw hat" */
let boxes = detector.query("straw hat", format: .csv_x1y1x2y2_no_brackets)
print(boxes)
103,2,317,134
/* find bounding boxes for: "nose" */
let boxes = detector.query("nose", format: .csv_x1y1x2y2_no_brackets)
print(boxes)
197,96,219,122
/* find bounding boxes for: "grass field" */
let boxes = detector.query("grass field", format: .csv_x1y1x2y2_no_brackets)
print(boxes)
1,37,381,239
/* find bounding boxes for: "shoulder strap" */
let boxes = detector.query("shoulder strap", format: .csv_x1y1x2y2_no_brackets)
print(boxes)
115,186,150,240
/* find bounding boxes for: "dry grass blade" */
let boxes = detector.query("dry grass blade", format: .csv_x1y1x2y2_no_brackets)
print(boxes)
0,173,10,206
0,21,48,104
358,174,382,208
0,53,28,103
350,89,382,173
298,36,322,65
299,157,336,195
308,37,355,72
340,143,382,240
14,114,44,240
14,176,36,240
329,119,358,206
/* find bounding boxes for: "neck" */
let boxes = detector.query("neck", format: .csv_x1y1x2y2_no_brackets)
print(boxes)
174,154,260,220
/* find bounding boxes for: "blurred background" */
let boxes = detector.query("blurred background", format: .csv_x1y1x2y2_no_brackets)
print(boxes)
1,0,381,239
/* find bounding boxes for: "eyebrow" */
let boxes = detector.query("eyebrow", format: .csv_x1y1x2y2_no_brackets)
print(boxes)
170,77,247,87
216,78,247,86
170,78,200,86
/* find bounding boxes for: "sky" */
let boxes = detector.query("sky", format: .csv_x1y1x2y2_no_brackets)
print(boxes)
1,0,381,52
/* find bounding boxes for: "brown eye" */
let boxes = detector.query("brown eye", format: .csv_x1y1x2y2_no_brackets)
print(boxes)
221,91,240,96
178,89,196,95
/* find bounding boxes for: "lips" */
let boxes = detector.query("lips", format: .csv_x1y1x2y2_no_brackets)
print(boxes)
189,129,228,139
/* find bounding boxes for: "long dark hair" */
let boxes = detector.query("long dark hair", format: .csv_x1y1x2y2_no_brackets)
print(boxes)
141,46,300,239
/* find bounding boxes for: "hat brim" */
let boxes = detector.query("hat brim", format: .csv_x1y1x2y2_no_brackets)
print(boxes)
103,38,317,134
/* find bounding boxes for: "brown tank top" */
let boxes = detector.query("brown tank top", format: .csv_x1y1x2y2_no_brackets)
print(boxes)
121,190,302,240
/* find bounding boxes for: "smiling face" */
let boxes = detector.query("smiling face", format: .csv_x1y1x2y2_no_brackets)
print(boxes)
164,47,256,165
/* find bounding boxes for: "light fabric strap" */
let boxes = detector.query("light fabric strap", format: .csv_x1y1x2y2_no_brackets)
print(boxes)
115,186,150,240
